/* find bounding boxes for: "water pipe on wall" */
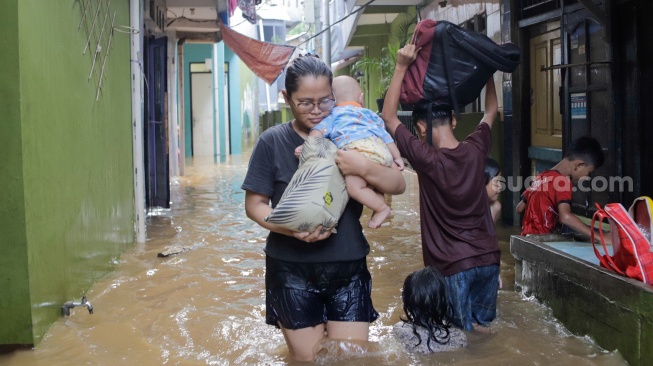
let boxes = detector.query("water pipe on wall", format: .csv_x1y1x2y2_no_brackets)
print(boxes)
62,297,94,316
131,0,146,243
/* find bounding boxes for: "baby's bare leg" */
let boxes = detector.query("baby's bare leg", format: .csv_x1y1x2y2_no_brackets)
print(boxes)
345,175,391,228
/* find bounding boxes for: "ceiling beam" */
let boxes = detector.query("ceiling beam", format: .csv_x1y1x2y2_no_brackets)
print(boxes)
577,0,610,42
577,0,607,26
167,18,219,31
177,31,221,43
352,23,392,35
349,24,392,46
166,0,216,7
362,5,411,14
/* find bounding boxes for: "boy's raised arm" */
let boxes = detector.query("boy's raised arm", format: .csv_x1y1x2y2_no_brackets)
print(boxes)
381,44,419,137
481,76,498,128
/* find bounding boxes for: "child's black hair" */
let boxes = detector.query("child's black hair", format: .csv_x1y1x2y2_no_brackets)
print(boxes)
411,104,452,128
284,53,333,97
484,158,501,185
566,136,605,168
400,266,452,352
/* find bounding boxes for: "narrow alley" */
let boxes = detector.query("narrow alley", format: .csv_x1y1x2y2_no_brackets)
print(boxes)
0,153,626,365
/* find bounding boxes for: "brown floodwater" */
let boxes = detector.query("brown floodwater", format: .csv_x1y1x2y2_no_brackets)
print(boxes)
1,152,627,366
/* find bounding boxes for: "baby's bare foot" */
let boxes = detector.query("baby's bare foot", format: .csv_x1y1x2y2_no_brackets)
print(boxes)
368,206,391,228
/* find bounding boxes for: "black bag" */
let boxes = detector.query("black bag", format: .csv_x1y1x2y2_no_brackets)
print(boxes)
401,20,520,144
425,21,520,110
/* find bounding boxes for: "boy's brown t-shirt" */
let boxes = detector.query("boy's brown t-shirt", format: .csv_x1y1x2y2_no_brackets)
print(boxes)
394,123,500,276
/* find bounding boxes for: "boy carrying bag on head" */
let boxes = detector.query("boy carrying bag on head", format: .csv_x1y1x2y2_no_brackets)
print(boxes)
382,44,501,332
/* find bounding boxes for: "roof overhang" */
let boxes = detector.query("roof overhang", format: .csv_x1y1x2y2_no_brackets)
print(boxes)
353,1,422,28
166,0,228,41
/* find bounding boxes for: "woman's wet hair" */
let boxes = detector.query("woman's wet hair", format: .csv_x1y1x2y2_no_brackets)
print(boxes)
285,53,333,97
400,266,451,352
484,158,501,185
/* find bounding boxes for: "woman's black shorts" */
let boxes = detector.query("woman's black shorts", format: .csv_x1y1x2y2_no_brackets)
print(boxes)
265,255,379,330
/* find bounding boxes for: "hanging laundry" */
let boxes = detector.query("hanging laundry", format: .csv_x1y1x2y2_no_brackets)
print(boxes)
238,0,258,24
229,0,237,17
220,20,296,85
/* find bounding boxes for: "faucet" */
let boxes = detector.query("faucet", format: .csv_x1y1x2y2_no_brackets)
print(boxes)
61,296,94,316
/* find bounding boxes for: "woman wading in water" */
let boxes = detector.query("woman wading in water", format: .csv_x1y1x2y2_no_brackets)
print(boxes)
241,54,405,361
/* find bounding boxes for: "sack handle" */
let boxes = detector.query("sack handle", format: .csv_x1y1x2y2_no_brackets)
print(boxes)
426,103,433,146
448,25,520,72
591,203,625,275
437,25,462,122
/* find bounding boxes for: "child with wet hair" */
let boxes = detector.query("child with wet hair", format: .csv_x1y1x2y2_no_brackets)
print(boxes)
393,267,467,353
383,44,500,332
485,158,502,223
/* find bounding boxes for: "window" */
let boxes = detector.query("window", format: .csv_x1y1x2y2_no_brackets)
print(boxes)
519,0,578,20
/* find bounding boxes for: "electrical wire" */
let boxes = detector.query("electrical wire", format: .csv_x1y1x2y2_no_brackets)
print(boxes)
229,18,251,28
173,0,376,45
167,16,219,27
222,1,267,29
167,8,221,27
294,0,376,47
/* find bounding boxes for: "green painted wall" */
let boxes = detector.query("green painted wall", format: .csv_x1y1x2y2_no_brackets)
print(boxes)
192,43,260,154
0,0,32,347
1,0,134,346
236,49,259,148
349,24,390,110
454,112,504,166
216,42,227,161
225,47,243,155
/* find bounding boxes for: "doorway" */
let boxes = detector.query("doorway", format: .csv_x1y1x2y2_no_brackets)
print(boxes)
190,66,214,157
530,24,562,149
144,36,170,209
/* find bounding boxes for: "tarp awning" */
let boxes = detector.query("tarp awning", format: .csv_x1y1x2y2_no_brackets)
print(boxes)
220,21,296,85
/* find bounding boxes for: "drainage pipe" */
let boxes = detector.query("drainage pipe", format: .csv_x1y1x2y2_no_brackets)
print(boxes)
258,18,271,111
167,30,179,177
130,0,146,243
322,0,331,67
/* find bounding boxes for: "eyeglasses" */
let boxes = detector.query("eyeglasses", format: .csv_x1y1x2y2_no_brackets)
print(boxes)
289,95,336,114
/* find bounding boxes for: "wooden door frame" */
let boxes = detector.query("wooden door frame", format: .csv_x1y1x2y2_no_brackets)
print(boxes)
530,24,563,149
145,36,170,209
